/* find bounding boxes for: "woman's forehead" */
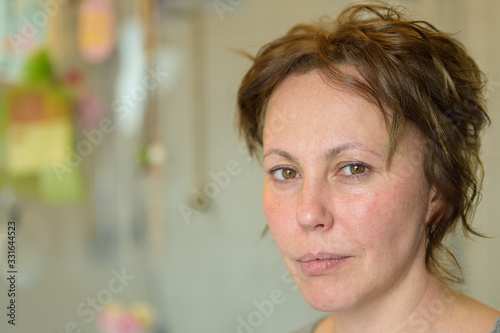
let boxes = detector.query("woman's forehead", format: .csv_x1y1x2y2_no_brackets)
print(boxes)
263,72,388,145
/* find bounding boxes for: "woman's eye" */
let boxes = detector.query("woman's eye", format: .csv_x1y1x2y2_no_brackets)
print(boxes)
340,163,367,176
272,168,299,180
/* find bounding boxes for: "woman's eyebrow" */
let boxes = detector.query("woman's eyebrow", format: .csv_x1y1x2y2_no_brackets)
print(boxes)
263,148,298,163
263,142,382,162
323,142,383,161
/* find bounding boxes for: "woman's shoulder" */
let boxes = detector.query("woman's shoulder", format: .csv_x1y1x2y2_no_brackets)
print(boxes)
453,293,500,332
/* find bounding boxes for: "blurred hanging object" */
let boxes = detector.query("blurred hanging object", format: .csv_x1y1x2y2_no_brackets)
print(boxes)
0,50,85,203
140,0,166,267
46,0,78,76
78,0,116,64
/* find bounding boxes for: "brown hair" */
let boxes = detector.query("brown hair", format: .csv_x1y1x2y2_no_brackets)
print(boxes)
237,3,490,284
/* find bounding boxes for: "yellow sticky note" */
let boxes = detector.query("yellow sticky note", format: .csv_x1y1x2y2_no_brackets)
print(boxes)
6,118,72,175
5,86,73,176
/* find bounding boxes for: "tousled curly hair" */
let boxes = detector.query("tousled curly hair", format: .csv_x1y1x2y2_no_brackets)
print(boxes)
237,3,490,284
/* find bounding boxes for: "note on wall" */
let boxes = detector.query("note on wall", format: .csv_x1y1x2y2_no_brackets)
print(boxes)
5,86,72,176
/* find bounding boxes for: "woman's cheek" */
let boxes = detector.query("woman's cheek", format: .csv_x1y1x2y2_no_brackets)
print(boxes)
333,188,390,238
263,189,286,227
263,189,299,240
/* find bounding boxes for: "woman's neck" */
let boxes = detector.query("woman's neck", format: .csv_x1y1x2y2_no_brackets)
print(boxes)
320,274,459,333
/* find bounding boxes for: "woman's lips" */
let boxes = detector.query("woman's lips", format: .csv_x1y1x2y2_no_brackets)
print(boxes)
298,254,351,276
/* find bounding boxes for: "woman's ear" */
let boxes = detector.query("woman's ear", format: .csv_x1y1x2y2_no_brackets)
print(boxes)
425,186,444,226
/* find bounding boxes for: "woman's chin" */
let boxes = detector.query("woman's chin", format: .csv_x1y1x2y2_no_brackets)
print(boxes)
297,278,359,312
303,294,351,313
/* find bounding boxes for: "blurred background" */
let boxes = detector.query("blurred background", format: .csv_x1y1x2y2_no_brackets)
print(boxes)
0,0,498,332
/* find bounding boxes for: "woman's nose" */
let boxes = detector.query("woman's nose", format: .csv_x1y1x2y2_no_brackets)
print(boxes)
295,181,334,231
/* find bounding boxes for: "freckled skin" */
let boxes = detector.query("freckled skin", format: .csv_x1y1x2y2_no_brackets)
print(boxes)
262,71,438,315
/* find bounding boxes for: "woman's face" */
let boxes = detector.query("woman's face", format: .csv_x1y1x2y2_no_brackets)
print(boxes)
262,71,439,312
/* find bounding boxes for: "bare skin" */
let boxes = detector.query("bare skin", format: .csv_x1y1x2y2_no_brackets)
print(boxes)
314,285,500,332
262,70,500,333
